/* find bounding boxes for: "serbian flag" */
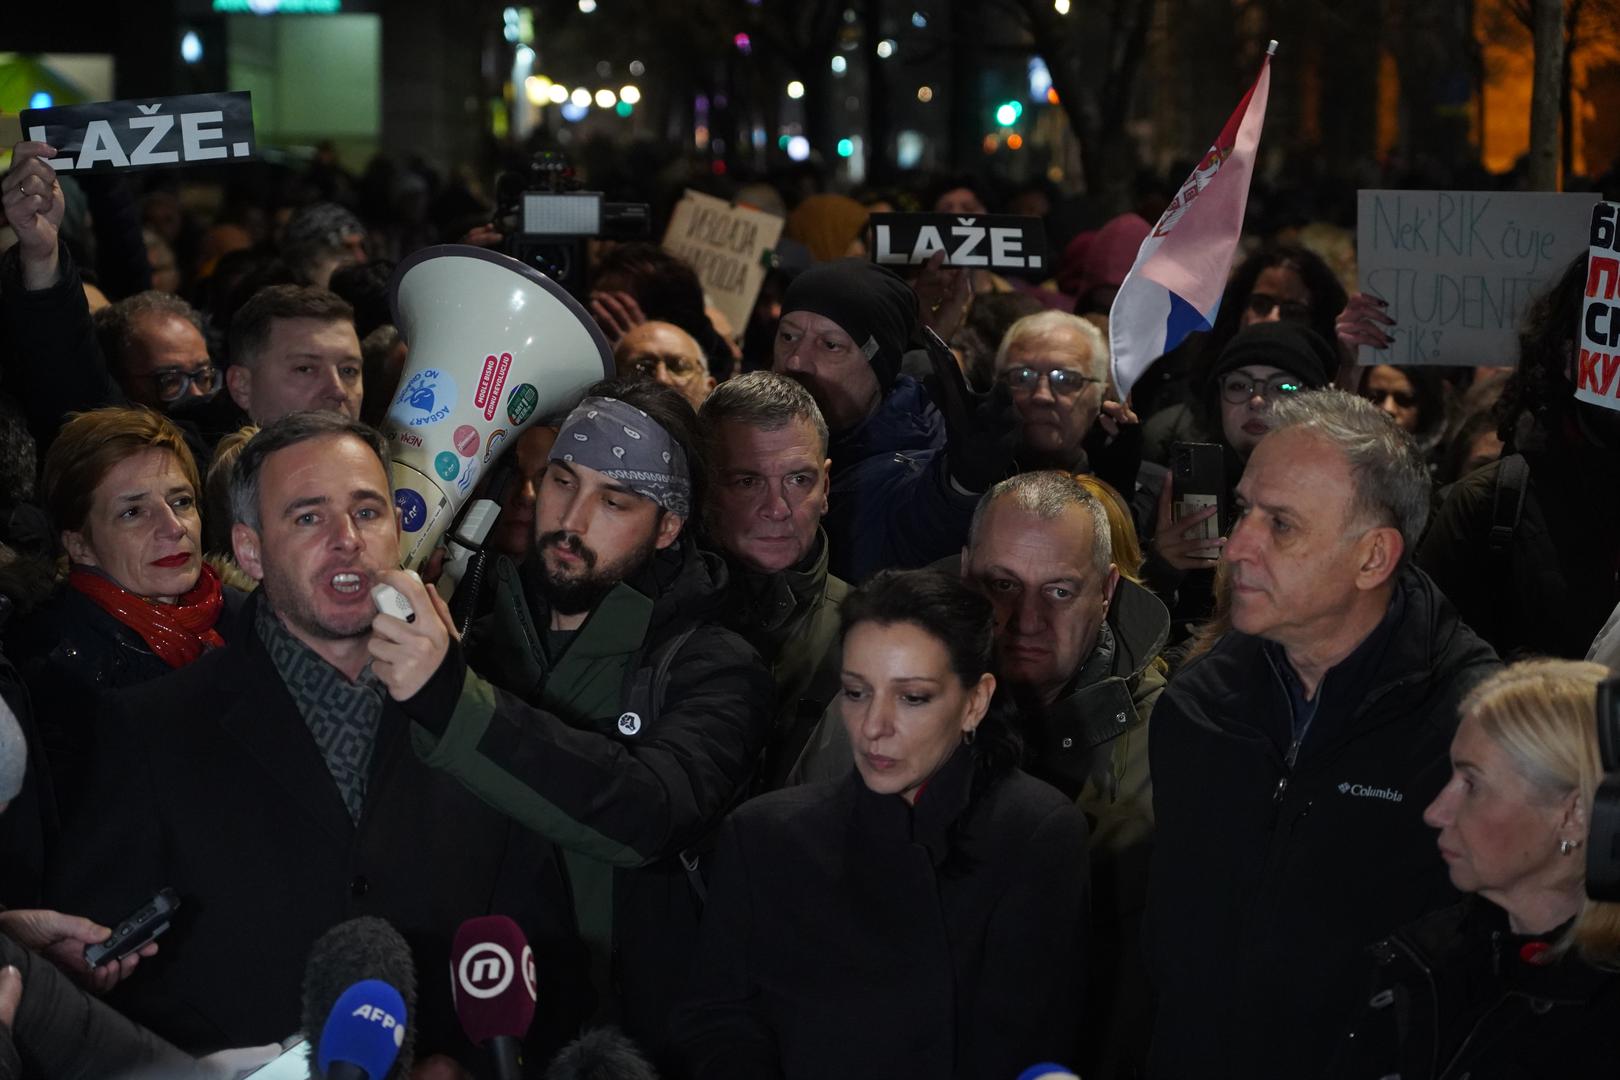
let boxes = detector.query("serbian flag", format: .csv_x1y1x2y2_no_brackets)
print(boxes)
1109,41,1276,401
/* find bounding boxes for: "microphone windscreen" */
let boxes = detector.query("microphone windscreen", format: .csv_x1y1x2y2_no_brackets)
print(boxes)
1015,1066,1080,1080
303,917,418,1076
449,915,537,1045
543,1027,659,1080
318,979,407,1080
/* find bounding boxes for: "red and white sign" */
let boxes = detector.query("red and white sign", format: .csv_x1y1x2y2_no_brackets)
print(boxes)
1577,202,1620,414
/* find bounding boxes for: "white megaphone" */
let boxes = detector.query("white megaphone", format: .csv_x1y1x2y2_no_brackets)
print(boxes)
384,245,612,568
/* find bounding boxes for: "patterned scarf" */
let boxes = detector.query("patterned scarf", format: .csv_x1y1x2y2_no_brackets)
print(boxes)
254,599,384,823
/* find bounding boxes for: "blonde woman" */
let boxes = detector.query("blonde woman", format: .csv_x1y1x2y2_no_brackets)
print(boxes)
1335,659,1620,1079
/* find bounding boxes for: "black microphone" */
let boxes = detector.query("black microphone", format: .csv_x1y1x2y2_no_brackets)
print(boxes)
302,917,418,1080
543,1027,660,1080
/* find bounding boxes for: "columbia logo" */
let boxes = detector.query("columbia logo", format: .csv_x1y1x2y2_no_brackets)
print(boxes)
1338,781,1405,803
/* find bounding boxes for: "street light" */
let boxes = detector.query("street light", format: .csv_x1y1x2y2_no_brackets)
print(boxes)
620,85,641,104
787,80,805,99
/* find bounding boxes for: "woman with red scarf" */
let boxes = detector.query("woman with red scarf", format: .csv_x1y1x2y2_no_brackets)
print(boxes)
11,407,239,819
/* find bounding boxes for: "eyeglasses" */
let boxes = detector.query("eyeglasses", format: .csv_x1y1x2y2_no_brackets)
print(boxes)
143,364,223,403
1246,292,1312,323
1219,372,1306,404
999,366,1102,396
1363,387,1417,410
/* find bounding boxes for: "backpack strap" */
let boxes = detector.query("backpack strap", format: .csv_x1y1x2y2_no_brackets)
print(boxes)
1489,453,1530,556
618,623,700,733
618,624,717,904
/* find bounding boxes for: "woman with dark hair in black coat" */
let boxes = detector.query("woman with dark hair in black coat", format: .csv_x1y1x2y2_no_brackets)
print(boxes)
672,569,1090,1080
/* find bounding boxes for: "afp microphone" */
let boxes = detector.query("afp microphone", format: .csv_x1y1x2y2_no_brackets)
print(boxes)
318,979,409,1080
450,915,537,1080
303,916,419,1079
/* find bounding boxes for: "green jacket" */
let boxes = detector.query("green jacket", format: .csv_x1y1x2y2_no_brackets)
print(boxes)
1032,576,1167,1080
714,530,849,790
407,541,774,1054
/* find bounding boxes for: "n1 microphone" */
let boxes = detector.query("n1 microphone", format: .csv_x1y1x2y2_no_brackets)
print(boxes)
450,915,537,1080
317,979,408,1080
1015,1065,1080,1080
302,917,419,1079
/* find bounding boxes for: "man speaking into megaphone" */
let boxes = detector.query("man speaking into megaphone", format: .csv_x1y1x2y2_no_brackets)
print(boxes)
368,377,773,1068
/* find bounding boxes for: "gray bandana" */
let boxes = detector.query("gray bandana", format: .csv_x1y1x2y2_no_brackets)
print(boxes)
550,396,692,517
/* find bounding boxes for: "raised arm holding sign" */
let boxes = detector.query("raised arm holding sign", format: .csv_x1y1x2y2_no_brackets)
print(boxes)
0,143,67,290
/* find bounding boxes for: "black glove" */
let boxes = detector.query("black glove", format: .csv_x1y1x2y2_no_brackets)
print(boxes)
918,326,1018,493
946,380,1020,493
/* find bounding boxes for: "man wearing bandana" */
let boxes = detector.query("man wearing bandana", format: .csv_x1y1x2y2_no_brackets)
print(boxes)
378,379,774,1068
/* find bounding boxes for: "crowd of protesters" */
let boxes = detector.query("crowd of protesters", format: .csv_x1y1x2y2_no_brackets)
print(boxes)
0,123,1617,1080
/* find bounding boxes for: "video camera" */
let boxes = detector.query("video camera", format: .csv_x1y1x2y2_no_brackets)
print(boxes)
1588,675,1620,900
494,151,650,295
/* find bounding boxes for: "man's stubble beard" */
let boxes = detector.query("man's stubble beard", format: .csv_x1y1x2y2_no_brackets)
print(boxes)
529,528,659,617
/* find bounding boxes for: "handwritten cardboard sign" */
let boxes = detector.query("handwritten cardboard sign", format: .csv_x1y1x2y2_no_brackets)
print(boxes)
662,190,785,337
1355,189,1597,366
869,213,1048,274
1576,201,1620,413
22,91,256,175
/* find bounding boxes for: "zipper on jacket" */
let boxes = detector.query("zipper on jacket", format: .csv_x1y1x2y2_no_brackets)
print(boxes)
1385,933,1442,1080
1274,737,1302,803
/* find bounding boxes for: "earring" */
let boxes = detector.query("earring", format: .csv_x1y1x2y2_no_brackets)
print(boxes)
963,727,977,747
1560,839,1579,856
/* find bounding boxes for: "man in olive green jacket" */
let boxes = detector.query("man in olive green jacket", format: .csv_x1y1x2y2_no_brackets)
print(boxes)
700,373,849,789
962,472,1165,1080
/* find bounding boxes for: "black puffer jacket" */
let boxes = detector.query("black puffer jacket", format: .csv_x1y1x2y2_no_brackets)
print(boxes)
1331,897,1620,1080
0,929,198,1079
408,538,775,1063
1144,567,1499,1080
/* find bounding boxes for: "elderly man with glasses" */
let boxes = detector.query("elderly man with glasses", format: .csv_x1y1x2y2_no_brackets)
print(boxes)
992,309,1145,509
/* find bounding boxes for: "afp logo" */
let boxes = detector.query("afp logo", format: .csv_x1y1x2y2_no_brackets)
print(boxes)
350,1002,407,1048
457,943,516,1000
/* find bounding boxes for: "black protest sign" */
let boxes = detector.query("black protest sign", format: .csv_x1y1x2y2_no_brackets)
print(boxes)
869,213,1049,273
22,91,256,175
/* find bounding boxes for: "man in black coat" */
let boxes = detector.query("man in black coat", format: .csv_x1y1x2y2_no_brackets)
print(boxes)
1144,390,1499,1080
47,412,585,1067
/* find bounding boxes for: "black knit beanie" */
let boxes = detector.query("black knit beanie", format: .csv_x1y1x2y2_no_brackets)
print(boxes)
780,258,919,390
1208,321,1338,391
